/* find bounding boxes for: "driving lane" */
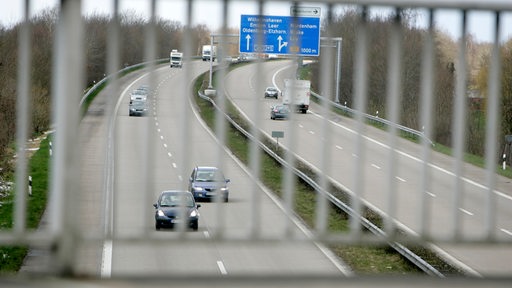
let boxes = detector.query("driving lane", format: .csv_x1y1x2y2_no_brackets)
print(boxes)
223,60,512,276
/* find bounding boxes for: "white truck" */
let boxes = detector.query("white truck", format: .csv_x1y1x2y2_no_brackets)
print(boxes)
170,49,183,68
282,79,311,114
202,45,217,62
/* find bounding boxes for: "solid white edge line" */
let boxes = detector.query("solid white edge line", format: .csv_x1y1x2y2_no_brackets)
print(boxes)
217,261,227,275
101,67,167,278
101,240,113,278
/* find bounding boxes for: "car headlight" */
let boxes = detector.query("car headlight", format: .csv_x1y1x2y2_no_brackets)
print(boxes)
157,210,165,217
190,209,199,217
193,186,203,191
220,187,228,191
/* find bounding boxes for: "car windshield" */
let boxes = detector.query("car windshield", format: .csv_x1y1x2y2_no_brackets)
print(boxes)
276,106,288,112
131,100,146,106
160,193,195,207
132,89,147,95
267,87,276,92
195,170,224,182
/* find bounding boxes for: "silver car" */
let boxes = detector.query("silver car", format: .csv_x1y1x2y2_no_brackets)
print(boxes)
264,87,279,99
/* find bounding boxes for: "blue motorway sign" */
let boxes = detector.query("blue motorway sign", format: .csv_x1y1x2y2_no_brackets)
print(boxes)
239,15,320,56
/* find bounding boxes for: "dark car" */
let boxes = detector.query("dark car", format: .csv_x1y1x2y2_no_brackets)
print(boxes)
153,190,201,231
264,87,279,99
129,99,147,116
188,166,230,202
270,104,290,120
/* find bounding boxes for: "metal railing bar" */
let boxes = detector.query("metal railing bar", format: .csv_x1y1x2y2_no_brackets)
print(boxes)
350,6,369,240
50,0,84,274
483,11,502,238
418,9,435,237
14,0,32,236
247,0,267,239
383,8,403,236
451,10,468,239
316,2,336,236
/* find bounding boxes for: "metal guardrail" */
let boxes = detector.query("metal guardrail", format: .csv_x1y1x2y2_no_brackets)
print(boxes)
198,90,443,277
79,58,169,108
310,91,434,145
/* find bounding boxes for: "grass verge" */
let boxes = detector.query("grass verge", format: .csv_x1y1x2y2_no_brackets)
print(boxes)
0,135,51,273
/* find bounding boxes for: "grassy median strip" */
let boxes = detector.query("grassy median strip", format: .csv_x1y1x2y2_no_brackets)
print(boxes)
193,66,462,275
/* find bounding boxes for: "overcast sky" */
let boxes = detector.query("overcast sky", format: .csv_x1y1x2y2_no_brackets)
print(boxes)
1,0,512,43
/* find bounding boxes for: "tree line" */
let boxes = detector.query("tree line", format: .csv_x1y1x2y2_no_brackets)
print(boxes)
309,8,512,159
0,8,211,174
1,7,512,178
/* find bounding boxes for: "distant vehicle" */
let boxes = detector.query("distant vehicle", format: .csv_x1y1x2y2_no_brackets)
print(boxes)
138,84,150,93
264,87,279,99
282,79,311,114
188,166,230,202
130,88,148,102
270,104,290,120
222,56,233,65
202,45,217,62
237,53,258,62
128,99,147,116
153,190,200,231
170,49,183,68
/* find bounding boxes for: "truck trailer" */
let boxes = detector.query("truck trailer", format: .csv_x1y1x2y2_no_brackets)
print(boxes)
202,45,217,62
282,79,311,114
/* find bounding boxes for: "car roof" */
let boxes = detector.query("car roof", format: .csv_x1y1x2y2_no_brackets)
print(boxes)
195,166,219,171
160,190,192,195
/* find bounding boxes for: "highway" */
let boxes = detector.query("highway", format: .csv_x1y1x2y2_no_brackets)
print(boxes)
76,61,350,277
222,60,512,276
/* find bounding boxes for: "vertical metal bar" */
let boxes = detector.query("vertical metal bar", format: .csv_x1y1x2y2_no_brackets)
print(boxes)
142,0,158,235
282,1,301,237
350,6,369,240
451,10,468,239
50,0,84,274
175,0,195,235
419,9,435,237
316,3,335,236
177,0,193,202
249,0,265,239
384,9,403,236
100,0,120,278
14,0,32,236
211,0,230,238
484,11,502,239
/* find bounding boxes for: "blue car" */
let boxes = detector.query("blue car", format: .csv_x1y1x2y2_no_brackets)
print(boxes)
188,166,230,202
270,104,290,120
153,190,201,231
